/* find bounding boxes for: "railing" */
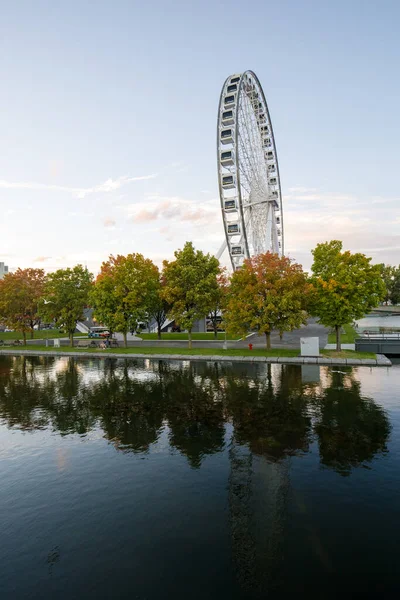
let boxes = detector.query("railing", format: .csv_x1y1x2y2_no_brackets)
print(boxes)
358,331,400,340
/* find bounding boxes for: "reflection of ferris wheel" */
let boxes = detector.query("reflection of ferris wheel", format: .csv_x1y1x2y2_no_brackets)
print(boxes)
216,70,284,270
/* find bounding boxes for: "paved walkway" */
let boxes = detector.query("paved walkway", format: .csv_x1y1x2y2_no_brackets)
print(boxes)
237,318,329,350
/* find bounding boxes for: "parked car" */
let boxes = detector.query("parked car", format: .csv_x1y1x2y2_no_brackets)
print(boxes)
88,327,111,339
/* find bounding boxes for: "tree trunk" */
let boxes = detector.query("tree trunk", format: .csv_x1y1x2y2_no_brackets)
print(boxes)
123,332,128,348
188,329,192,349
157,324,162,340
279,331,283,340
214,324,218,339
70,332,74,347
30,329,34,339
23,331,27,345
266,332,271,350
335,325,341,352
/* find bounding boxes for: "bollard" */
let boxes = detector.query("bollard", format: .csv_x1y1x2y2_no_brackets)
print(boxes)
248,343,253,351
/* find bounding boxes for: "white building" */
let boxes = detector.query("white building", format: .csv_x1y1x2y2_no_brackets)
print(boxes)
0,262,9,280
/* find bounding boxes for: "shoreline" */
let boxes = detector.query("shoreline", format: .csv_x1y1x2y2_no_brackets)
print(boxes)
0,348,392,367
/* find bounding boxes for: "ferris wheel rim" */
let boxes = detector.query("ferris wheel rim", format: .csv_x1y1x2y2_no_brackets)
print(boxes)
217,70,284,269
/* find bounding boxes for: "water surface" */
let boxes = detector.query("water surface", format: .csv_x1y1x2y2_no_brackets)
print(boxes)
0,356,399,599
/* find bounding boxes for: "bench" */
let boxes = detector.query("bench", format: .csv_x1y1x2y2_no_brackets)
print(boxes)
75,340,91,348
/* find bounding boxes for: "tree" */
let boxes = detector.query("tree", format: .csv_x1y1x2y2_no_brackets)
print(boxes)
380,264,400,306
224,252,309,349
41,265,93,346
90,254,160,347
392,268,400,305
162,242,220,348
380,264,395,305
207,269,229,339
0,268,45,344
309,240,386,351
147,273,171,340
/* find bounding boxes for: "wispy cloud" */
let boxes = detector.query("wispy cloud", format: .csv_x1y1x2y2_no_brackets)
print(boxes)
34,256,52,262
127,194,220,226
0,173,157,199
287,186,317,193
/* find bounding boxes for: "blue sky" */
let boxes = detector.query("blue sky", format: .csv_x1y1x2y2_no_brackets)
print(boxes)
1,0,399,273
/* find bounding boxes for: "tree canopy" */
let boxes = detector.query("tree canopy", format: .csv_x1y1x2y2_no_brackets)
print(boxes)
310,240,386,350
41,265,93,346
162,242,220,348
224,252,309,348
380,264,400,306
0,268,45,344
91,254,160,347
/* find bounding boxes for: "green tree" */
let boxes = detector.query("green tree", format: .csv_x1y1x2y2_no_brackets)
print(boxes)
392,267,400,305
380,264,400,305
147,273,171,340
379,264,395,305
162,242,220,348
0,268,46,344
90,254,160,347
41,265,93,346
224,252,309,349
310,240,386,350
207,269,228,339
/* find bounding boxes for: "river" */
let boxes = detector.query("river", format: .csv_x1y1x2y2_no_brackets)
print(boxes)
0,356,399,599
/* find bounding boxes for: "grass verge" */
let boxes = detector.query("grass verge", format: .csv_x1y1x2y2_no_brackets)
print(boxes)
0,345,376,360
0,330,85,341
328,324,358,344
138,332,239,341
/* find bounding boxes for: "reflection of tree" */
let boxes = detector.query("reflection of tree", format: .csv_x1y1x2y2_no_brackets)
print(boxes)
311,370,391,476
86,363,165,453
163,365,225,468
225,364,312,460
0,357,392,476
0,356,56,430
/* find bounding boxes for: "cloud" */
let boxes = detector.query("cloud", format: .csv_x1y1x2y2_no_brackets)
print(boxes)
133,209,158,223
103,217,116,227
126,194,220,226
287,186,317,193
283,187,399,269
34,256,52,262
0,173,157,199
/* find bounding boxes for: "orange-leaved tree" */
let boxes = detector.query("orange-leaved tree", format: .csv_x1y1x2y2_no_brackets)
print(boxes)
0,268,46,344
224,252,310,349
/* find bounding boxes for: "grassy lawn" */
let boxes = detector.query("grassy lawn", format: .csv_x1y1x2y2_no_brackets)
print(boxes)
0,345,376,360
327,324,358,344
139,332,240,341
0,329,85,341
322,349,376,359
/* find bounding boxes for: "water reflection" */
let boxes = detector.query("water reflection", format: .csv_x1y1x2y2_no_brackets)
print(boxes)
311,369,390,476
0,356,391,475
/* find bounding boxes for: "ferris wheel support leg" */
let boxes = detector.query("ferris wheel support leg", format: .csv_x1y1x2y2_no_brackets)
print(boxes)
216,239,227,260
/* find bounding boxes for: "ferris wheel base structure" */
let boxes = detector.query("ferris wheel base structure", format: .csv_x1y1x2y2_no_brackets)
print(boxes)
217,70,284,270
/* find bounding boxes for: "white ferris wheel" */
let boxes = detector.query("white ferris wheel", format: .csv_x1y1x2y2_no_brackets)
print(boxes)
216,70,284,270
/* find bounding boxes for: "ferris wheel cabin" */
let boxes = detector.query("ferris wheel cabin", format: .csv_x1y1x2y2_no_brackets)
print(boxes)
220,128,234,145
221,174,236,189
223,198,238,212
220,149,234,166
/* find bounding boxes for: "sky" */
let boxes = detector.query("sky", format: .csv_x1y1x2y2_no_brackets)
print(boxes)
1,0,399,274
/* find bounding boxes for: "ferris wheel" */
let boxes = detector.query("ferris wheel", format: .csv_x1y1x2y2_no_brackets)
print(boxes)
216,70,284,270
